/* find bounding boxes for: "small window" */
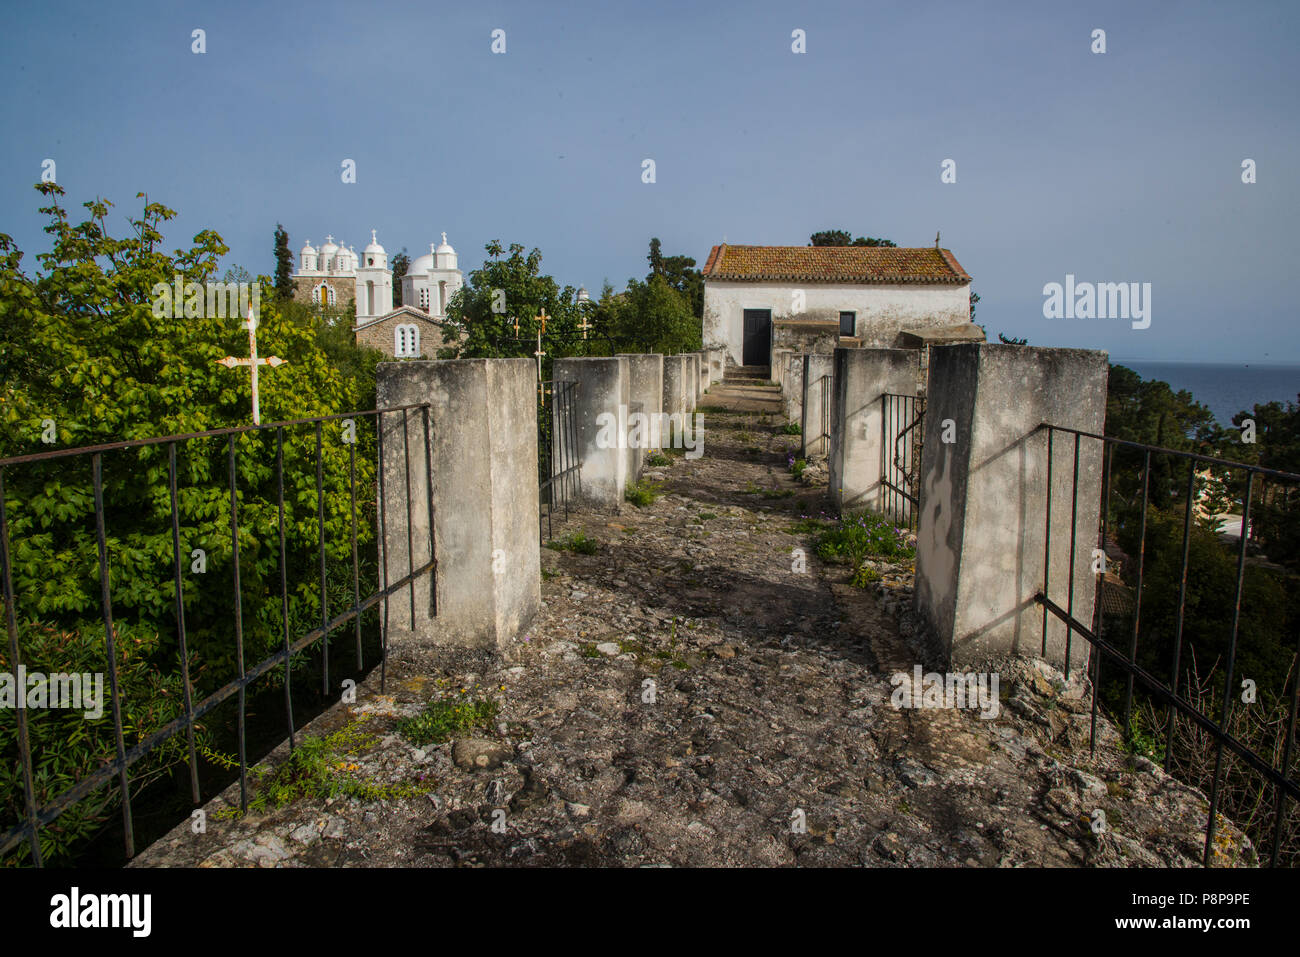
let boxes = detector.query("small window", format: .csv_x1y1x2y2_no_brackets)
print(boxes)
839,311,856,337
394,323,420,358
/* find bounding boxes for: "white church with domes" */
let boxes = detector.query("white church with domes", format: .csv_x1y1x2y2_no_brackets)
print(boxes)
292,230,465,358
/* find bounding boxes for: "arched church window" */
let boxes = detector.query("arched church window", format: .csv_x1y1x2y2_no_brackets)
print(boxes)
394,323,420,358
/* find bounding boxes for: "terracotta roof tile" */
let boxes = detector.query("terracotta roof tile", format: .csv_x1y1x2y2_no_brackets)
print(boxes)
702,244,971,284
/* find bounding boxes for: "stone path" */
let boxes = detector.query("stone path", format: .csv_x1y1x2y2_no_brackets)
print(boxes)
132,370,1254,868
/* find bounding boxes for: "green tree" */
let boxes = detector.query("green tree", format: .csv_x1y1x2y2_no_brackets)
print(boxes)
646,237,703,318
273,223,294,300
391,248,409,308
441,241,586,361
609,275,700,355
809,229,897,247
1220,397,1300,567
0,184,383,862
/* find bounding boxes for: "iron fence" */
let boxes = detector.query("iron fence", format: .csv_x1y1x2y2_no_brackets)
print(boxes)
0,405,435,865
880,393,925,531
1034,423,1300,867
804,374,833,459
538,380,582,543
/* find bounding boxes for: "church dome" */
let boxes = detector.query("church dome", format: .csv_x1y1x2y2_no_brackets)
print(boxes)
435,232,457,269
407,252,435,274
318,235,340,272
300,240,316,255
364,229,385,256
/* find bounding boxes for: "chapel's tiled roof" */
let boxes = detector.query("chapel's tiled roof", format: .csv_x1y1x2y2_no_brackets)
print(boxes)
701,244,971,284
352,304,451,332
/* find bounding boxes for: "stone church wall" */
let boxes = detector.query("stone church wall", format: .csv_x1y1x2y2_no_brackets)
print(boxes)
291,274,357,306
354,314,450,358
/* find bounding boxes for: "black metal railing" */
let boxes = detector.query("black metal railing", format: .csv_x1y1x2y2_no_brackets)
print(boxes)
804,374,833,459
880,393,925,530
1034,423,1300,867
0,405,435,866
538,380,582,542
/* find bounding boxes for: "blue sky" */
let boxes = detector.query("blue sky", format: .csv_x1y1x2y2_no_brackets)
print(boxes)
2,0,1297,363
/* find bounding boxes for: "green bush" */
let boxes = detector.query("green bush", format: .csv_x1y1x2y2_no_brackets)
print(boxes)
396,696,499,747
625,480,661,508
0,619,211,866
545,531,600,554
816,511,915,566
780,422,802,435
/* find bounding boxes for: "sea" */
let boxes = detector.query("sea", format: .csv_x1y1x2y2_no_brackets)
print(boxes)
1111,359,1300,428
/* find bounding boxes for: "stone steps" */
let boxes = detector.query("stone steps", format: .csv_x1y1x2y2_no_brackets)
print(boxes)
723,365,771,382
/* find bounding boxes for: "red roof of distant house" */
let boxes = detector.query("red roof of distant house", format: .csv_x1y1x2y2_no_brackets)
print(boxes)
701,244,971,284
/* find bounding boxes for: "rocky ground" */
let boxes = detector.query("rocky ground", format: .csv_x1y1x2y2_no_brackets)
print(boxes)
132,374,1255,868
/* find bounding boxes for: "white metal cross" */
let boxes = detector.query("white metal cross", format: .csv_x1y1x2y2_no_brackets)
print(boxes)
214,306,287,425
534,331,550,404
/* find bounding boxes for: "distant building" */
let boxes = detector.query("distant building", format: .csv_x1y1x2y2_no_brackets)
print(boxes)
292,235,358,307
701,243,979,369
292,230,464,358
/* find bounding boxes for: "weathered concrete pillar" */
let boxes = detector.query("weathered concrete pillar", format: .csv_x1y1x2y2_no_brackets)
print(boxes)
696,351,712,396
782,353,804,425
376,358,540,651
707,348,725,384
553,356,630,510
913,344,1107,672
617,353,664,479
683,353,701,406
772,348,793,387
799,354,835,460
662,355,692,449
828,348,919,513
662,355,688,418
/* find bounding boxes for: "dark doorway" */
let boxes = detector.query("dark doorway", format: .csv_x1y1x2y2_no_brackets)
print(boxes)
742,309,771,366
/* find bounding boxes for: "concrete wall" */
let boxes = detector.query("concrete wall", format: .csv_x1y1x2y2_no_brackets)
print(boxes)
376,358,540,651
703,280,971,367
707,348,725,383
782,353,804,425
772,320,839,362
799,353,835,460
828,348,920,513
772,348,794,387
617,353,664,479
662,356,689,416
912,344,1107,673
554,357,630,510
696,350,711,395
683,353,701,405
